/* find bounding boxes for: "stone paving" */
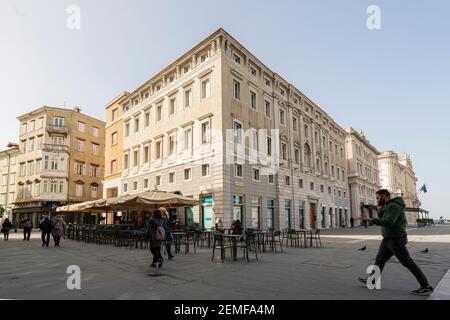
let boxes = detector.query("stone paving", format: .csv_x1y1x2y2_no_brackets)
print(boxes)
0,225,449,300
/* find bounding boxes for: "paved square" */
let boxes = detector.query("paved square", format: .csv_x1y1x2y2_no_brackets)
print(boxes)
1,225,449,300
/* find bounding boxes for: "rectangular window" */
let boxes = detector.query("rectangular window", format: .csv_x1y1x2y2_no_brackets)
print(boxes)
234,122,242,144
76,184,83,197
268,174,274,184
112,108,118,121
279,109,286,126
110,160,117,174
202,164,210,177
293,117,298,131
144,178,149,189
77,139,85,152
145,111,150,127
233,80,241,101
124,154,129,169
92,143,100,156
111,132,118,145
304,125,309,138
134,117,140,132
184,168,192,181
265,100,271,118
253,168,260,181
183,128,192,150
93,127,100,137
169,97,176,115
169,172,175,184
133,181,138,191
250,90,257,110
143,146,150,163
156,140,163,159
295,148,300,164
156,175,161,187
285,176,290,186
299,179,304,188
125,123,130,137
90,165,99,178
267,136,272,156
53,117,64,127
235,164,243,177
75,162,85,176
156,105,162,122
78,121,85,132
201,121,211,144
281,143,287,160
184,89,192,108
201,78,211,100
91,186,98,198
133,150,139,167
169,135,176,155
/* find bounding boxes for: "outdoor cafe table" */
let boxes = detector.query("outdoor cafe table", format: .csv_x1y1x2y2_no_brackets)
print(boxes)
200,230,215,248
223,234,246,261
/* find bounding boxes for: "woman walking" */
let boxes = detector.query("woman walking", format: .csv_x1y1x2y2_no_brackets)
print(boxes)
51,215,67,247
160,207,174,260
2,218,13,241
146,210,165,268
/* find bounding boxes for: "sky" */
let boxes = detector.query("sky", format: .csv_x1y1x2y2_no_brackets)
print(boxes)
1,0,449,218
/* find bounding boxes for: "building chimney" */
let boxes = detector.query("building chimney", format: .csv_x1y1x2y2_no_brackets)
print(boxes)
73,107,81,113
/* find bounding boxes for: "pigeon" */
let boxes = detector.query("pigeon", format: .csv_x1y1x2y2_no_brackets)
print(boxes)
421,248,429,253
358,246,367,251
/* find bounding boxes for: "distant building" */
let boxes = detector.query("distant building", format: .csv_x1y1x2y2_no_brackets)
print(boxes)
0,144,19,218
12,107,105,226
345,128,381,221
378,151,424,224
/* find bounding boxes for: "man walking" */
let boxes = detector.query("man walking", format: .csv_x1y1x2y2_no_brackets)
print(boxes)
39,216,52,247
359,189,434,296
23,218,33,241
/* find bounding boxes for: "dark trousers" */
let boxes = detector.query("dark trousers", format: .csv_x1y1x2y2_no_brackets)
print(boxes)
41,232,51,246
23,228,31,240
375,237,429,288
53,236,61,246
166,242,173,257
3,229,10,240
150,246,163,264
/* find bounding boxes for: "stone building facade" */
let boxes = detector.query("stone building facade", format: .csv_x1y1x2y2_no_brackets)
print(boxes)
0,144,19,219
114,29,350,230
345,128,381,221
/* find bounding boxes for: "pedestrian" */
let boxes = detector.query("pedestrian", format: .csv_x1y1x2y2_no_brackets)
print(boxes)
39,216,53,247
2,218,13,240
146,210,165,268
231,219,243,235
51,215,66,247
23,219,33,241
359,189,434,296
13,221,18,233
160,207,174,260
350,217,355,228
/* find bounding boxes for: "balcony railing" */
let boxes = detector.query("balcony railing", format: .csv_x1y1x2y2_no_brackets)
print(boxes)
42,144,69,153
46,125,69,134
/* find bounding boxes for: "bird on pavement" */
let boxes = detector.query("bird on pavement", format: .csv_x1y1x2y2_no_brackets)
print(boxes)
358,246,367,251
421,248,429,253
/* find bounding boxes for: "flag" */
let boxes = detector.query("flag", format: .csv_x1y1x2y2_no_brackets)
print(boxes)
420,184,427,193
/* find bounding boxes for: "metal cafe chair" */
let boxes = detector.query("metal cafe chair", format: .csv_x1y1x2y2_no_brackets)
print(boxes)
237,233,259,262
211,233,233,262
307,229,323,248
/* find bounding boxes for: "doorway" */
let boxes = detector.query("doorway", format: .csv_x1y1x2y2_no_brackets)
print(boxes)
310,203,317,229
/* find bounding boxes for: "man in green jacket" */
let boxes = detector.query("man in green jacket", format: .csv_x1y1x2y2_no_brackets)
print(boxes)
359,189,434,296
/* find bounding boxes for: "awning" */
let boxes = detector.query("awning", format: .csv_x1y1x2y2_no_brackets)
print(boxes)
56,190,200,213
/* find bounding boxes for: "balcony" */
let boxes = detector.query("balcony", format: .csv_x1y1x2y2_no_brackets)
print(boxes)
46,125,69,135
42,144,69,153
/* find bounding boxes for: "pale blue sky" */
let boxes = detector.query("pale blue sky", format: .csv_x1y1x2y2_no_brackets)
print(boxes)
1,0,449,218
